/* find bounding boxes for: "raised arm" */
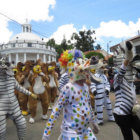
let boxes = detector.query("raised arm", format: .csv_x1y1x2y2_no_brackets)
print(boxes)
58,72,69,91
115,41,133,83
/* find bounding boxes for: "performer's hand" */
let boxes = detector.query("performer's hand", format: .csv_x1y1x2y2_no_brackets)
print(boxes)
94,91,97,96
42,129,50,140
92,123,100,134
39,72,45,76
105,90,109,95
125,41,133,61
30,93,38,99
132,104,140,115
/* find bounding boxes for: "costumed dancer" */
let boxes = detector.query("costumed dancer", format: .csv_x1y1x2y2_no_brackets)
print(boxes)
28,63,49,123
46,62,58,109
58,49,86,91
113,41,140,140
14,62,25,100
0,54,37,140
90,57,115,125
42,50,99,140
18,60,34,116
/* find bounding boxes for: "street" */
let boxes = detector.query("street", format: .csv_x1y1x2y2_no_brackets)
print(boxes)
6,93,140,140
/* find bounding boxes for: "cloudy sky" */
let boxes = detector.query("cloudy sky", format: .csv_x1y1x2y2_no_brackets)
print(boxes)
0,0,140,50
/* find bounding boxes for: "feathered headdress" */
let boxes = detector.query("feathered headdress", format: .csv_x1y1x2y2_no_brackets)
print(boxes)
58,48,85,74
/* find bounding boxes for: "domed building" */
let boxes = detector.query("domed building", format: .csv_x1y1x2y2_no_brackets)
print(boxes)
0,21,57,64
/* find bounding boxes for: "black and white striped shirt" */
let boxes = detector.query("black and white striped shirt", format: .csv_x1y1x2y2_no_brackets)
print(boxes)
113,64,136,115
90,73,110,94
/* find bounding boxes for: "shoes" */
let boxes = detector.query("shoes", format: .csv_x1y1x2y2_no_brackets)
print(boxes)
29,117,35,124
48,106,52,110
108,117,115,122
98,122,104,126
42,114,48,120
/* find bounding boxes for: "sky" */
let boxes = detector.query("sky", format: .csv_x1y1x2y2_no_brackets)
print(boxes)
0,0,140,51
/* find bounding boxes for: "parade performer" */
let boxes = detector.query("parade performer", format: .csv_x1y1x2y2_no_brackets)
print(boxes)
14,62,25,99
18,61,33,116
28,63,49,123
0,54,37,140
42,51,99,140
46,62,58,109
90,57,114,125
113,41,140,140
58,49,85,91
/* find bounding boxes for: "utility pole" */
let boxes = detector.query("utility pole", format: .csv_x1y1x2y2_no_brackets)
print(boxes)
107,41,111,56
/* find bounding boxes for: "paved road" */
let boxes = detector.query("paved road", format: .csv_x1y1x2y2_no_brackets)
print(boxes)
6,93,140,140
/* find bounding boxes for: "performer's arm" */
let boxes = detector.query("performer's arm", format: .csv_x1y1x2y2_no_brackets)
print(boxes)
42,85,70,140
15,80,31,95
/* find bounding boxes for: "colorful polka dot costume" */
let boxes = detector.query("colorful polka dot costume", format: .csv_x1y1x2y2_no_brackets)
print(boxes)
42,83,97,140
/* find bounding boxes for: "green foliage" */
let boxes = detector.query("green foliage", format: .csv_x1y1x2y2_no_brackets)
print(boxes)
94,44,102,50
108,56,114,66
46,38,55,47
85,51,105,59
71,29,96,52
46,29,99,61
46,37,73,61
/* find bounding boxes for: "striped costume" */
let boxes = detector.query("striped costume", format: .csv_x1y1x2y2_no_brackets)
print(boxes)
90,73,114,124
113,64,137,115
58,72,69,91
113,64,140,140
0,73,32,140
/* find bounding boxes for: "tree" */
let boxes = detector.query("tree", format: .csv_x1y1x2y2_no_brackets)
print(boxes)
94,44,102,50
71,29,96,52
46,38,55,47
108,56,114,66
61,36,73,51
46,37,73,60
85,51,105,59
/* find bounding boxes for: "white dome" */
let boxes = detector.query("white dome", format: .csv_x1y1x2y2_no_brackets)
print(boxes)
10,32,42,42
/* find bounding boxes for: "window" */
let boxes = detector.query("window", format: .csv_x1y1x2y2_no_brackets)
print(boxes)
18,44,23,47
28,43,32,47
12,43,15,47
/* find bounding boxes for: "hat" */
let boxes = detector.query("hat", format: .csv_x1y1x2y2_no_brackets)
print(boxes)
58,49,85,74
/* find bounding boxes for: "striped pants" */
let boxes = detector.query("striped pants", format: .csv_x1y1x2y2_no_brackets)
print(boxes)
0,113,26,140
95,93,114,123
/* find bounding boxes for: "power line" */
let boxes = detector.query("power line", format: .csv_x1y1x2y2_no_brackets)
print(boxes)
0,12,48,38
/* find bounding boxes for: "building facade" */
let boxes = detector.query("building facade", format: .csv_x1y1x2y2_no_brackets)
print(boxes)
110,35,140,56
0,21,57,64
